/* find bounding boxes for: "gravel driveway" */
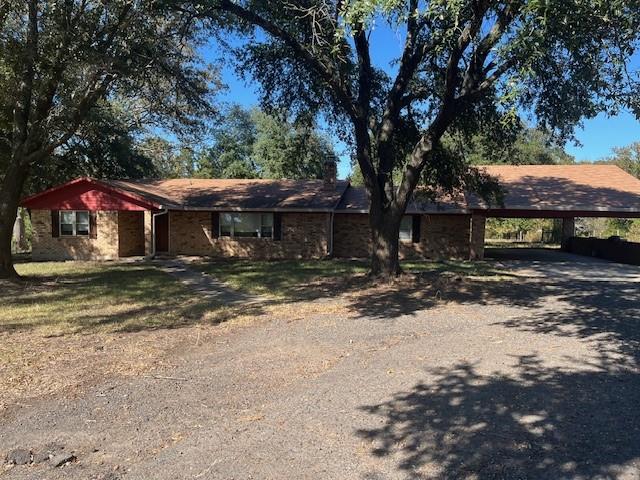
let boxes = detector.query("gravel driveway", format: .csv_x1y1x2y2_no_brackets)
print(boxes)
2,250,639,480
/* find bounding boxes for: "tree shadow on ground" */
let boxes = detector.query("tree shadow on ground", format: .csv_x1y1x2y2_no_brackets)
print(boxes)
282,257,640,375
498,276,640,366
186,255,640,337
338,270,542,319
357,354,640,479
0,263,268,334
5,255,639,342
355,256,640,478
197,257,533,317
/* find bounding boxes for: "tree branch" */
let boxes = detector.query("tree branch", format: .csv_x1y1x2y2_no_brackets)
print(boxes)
22,71,116,165
373,0,431,206
460,56,518,101
31,3,136,143
394,0,493,212
353,28,372,119
213,0,358,120
352,25,378,192
461,1,521,96
12,0,39,160
378,0,423,146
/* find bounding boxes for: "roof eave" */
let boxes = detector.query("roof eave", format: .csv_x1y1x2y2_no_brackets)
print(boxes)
334,209,471,214
479,205,640,213
20,177,163,210
167,206,336,213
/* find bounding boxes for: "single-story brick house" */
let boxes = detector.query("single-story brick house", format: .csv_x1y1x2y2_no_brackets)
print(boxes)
20,163,640,262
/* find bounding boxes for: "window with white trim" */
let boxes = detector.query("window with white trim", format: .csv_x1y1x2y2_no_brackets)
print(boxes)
60,210,90,236
399,215,413,242
220,213,274,238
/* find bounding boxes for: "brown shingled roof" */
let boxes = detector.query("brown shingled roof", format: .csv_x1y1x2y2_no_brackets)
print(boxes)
22,165,640,216
474,164,640,213
335,165,640,216
103,178,349,211
336,186,468,213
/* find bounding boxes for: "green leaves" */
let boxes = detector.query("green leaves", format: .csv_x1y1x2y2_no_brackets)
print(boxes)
198,105,336,180
210,0,640,210
1,0,220,158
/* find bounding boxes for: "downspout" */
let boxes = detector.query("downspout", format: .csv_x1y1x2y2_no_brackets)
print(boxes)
151,207,168,258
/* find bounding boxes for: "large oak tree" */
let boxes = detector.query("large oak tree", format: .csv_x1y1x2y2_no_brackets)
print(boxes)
0,0,218,278
202,0,640,277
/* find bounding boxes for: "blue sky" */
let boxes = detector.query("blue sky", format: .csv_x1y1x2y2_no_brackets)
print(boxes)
565,112,640,162
204,23,640,179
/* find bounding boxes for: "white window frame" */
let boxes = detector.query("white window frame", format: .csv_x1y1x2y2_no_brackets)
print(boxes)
219,212,274,239
399,215,413,242
60,210,90,237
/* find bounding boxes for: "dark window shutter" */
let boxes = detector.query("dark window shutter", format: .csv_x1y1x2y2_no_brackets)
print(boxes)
273,213,282,241
51,210,59,238
211,212,220,239
412,215,421,243
89,211,98,239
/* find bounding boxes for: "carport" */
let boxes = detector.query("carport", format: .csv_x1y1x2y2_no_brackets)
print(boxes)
472,165,640,262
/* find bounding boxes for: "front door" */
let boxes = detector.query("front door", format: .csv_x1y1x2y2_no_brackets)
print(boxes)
155,213,169,253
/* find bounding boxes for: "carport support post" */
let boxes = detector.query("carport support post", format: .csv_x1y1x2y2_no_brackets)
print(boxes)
561,217,575,251
470,214,486,260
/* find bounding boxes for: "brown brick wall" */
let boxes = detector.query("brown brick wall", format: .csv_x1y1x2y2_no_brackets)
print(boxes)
30,208,477,261
419,214,472,260
168,211,330,259
333,214,371,258
118,211,145,257
333,213,473,260
168,211,212,255
31,209,119,260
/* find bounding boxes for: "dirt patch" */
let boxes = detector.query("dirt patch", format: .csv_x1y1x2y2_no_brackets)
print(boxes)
0,305,283,416
0,326,197,413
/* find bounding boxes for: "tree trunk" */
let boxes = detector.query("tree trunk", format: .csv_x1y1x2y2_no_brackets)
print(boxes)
0,159,30,279
369,209,402,278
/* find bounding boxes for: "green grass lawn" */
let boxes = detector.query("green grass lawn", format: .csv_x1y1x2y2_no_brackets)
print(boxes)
2,258,508,334
192,258,507,298
1,262,221,335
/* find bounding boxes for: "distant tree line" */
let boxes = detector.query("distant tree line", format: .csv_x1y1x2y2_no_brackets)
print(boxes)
590,142,640,241
141,105,336,180
19,104,336,191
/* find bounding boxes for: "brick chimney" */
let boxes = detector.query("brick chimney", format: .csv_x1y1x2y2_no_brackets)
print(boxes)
323,155,337,190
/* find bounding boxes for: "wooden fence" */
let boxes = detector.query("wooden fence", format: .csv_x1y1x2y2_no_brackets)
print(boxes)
567,237,640,266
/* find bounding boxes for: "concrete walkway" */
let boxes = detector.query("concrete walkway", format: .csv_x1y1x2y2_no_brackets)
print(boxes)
156,258,261,305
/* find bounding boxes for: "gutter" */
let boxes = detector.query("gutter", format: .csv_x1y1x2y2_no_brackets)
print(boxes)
165,206,336,213
480,205,640,213
151,207,168,258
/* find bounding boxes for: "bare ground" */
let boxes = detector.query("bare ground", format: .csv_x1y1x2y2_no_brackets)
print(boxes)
1,250,640,480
